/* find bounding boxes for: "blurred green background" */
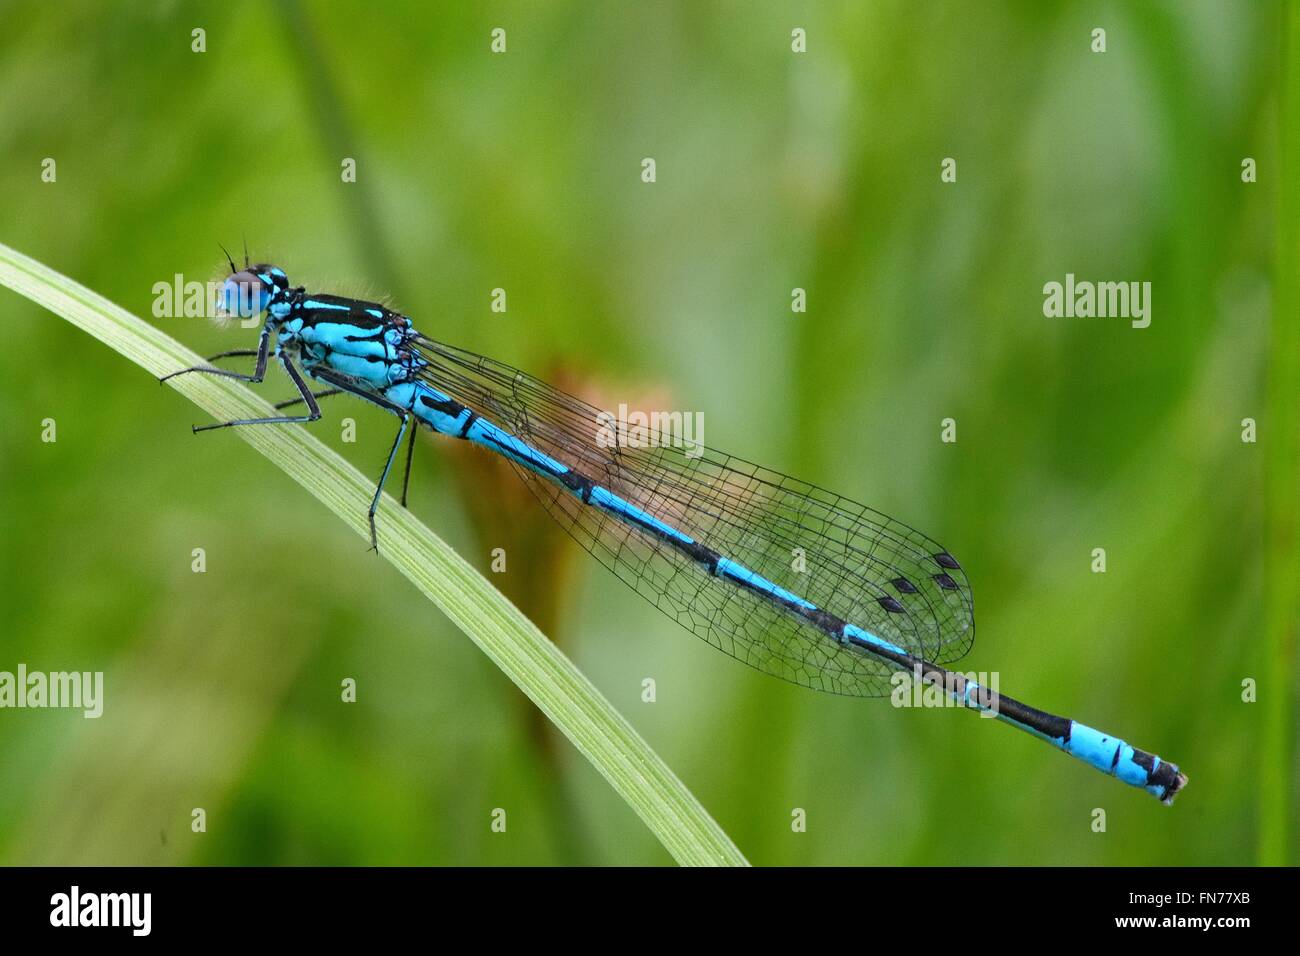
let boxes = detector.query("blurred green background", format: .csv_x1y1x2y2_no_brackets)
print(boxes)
0,0,1293,865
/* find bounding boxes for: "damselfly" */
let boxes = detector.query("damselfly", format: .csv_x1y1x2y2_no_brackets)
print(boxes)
163,255,1187,804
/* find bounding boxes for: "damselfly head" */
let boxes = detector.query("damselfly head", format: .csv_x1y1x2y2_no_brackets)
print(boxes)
218,264,289,320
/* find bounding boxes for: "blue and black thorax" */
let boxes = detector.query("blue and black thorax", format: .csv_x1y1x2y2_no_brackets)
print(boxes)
275,292,427,392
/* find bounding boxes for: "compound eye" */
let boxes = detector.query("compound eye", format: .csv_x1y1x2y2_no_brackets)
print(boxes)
221,270,271,317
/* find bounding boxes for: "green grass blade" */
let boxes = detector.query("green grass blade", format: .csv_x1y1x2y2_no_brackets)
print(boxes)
0,241,748,867
1261,5,1300,867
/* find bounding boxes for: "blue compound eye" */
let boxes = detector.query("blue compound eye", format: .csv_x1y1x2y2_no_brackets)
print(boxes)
221,270,271,317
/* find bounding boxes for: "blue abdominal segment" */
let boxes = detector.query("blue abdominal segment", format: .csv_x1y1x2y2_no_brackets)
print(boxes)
1061,721,1169,798
842,623,908,657
715,556,817,610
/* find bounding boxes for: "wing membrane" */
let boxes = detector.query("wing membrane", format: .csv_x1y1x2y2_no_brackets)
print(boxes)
411,337,974,697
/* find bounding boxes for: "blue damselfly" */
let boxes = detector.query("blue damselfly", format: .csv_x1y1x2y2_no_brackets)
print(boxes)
163,255,1187,804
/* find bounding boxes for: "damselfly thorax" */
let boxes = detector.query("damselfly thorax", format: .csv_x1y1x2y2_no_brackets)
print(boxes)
272,291,427,394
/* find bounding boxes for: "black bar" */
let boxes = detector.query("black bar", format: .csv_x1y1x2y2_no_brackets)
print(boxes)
0,867,1275,941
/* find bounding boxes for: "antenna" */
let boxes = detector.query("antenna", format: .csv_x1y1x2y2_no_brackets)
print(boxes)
217,243,237,275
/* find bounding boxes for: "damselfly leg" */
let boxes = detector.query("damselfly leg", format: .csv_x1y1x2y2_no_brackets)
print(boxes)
274,389,343,410
308,367,416,550
190,355,322,432
399,423,417,508
159,326,273,386
203,349,259,362
366,414,412,552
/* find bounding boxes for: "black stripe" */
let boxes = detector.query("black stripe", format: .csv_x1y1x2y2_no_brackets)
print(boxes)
1131,750,1156,774
883,665,1075,744
294,312,388,332
478,432,566,481
801,607,847,639
734,575,801,613
560,470,595,504
566,470,723,570
1007,699,1073,742
682,540,721,572
716,562,820,622
613,500,704,555
1130,748,1185,800
553,463,857,647
419,394,466,417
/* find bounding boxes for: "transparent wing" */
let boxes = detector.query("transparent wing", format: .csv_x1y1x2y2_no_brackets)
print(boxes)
410,336,974,697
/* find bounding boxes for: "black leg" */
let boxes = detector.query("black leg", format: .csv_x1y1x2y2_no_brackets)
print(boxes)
274,388,343,411
192,355,321,432
399,420,418,508
307,369,417,551
307,369,406,416
160,325,272,385
367,413,411,551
